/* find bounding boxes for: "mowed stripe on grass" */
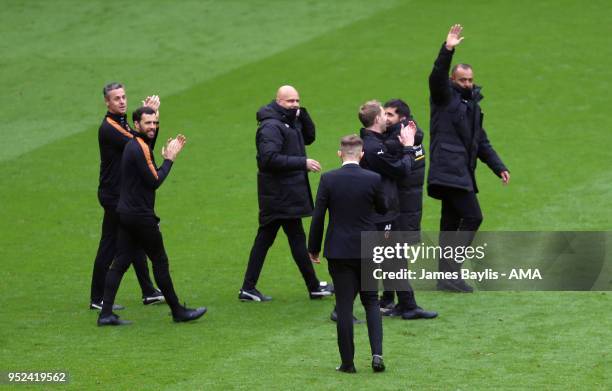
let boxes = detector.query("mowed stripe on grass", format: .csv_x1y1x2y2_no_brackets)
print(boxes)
0,0,399,161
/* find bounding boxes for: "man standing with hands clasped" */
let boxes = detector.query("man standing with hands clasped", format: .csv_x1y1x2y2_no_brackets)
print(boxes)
428,25,510,292
97,106,207,326
308,135,387,374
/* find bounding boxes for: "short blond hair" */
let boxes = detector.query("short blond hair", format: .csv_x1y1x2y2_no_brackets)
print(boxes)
358,100,382,127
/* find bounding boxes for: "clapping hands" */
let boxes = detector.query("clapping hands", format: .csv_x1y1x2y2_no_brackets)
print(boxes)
398,120,417,147
162,134,187,161
142,95,161,114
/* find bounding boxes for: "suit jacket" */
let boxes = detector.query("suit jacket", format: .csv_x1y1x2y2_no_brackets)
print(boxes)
308,163,387,259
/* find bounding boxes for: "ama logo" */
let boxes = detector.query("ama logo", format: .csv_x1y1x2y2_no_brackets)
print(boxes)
508,268,542,279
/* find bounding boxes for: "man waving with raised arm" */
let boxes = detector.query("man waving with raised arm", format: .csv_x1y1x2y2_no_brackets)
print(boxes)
428,25,510,293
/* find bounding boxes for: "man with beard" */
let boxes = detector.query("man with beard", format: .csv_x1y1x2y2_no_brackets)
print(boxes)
377,99,429,314
90,83,164,310
428,25,510,292
239,85,333,302
97,106,207,325
357,100,437,320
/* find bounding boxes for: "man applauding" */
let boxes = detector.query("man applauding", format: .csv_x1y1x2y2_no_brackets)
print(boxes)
98,106,206,326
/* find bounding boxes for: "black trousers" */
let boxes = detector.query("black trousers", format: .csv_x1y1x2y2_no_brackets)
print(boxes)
90,207,156,302
101,214,181,317
396,186,423,232
242,218,320,292
328,259,382,365
381,193,422,305
438,188,483,276
377,221,418,310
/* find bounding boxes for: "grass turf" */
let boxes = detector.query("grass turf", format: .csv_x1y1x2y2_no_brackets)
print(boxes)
0,0,611,389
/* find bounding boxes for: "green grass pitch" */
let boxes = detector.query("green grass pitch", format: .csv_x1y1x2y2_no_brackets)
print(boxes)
0,0,610,389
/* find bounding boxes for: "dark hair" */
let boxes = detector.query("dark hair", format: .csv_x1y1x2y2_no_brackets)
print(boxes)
384,99,411,119
103,82,124,98
451,63,472,76
358,100,382,127
132,106,156,123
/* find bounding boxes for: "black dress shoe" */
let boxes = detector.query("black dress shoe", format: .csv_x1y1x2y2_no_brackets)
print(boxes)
336,363,356,373
172,306,207,323
330,310,363,324
97,313,131,326
401,307,438,320
372,355,385,372
436,279,474,293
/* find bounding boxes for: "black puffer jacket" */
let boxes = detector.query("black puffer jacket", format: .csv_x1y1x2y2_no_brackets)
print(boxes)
255,101,316,225
427,44,508,198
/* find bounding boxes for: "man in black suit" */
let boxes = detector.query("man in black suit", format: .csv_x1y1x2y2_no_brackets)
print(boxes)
428,25,510,292
308,135,387,373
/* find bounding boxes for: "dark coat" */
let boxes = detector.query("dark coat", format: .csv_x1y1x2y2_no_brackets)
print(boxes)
360,128,415,224
427,44,508,199
255,101,316,226
385,119,425,230
308,163,387,259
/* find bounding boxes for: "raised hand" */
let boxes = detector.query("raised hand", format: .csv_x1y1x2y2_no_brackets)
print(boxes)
398,120,417,147
174,134,186,147
162,134,187,161
142,95,161,113
445,24,464,50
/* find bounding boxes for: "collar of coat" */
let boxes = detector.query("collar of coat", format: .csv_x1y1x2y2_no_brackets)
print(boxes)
451,83,484,103
106,111,131,130
360,127,386,140
256,101,297,127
